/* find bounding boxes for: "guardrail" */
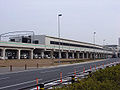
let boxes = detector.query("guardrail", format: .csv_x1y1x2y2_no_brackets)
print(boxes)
18,61,120,90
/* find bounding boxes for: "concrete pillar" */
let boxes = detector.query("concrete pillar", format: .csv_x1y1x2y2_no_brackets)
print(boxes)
66,52,68,59
18,49,21,59
59,51,61,59
90,53,92,59
76,52,80,58
97,53,99,59
30,50,33,59
72,52,74,59
2,48,6,59
99,53,100,58
101,54,102,58
82,53,84,59
50,51,54,59
95,53,97,59
96,53,98,59
103,54,105,59
102,54,104,58
41,51,44,59
99,53,101,58
94,53,96,59
86,53,89,59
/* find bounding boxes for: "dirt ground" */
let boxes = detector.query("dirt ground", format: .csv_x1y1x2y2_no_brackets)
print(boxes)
0,58,102,67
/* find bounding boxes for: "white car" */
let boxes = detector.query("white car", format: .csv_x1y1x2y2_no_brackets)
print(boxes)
0,56,4,60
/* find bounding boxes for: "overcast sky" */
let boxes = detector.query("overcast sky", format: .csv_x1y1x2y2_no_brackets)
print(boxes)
0,0,120,45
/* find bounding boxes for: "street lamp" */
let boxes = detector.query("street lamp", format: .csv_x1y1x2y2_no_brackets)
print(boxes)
103,39,105,59
93,32,96,60
58,14,62,63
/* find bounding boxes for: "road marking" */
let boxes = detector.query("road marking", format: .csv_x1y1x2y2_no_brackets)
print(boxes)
0,79,42,90
0,77,9,81
40,69,60,73
74,66,83,69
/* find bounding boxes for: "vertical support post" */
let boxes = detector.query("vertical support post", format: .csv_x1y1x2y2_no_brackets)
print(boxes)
30,50,33,59
94,53,96,59
41,51,44,59
37,63,39,68
102,53,104,59
50,50,54,59
82,52,84,59
36,78,38,90
90,53,92,59
2,48,6,60
72,52,74,59
18,49,21,59
100,53,102,59
95,64,96,70
10,65,12,72
99,53,101,59
58,14,62,64
86,53,89,59
59,51,61,59
93,32,96,60
25,64,27,70
66,52,68,59
60,72,62,83
77,52,80,59
74,69,76,77
98,53,100,59
95,53,98,59
83,67,85,73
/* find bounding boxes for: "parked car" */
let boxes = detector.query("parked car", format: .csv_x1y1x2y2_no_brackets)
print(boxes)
0,56,4,60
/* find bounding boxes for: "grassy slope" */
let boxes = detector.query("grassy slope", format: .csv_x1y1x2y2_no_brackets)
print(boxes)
54,64,120,90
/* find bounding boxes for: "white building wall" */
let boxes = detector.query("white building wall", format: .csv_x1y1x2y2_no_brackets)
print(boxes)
32,35,45,44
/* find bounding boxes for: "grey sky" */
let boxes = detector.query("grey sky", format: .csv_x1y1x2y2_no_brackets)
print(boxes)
0,0,120,45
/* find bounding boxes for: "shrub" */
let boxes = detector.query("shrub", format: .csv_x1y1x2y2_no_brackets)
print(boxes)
53,64,120,90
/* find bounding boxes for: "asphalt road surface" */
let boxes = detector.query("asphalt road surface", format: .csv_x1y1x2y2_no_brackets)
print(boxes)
0,58,119,90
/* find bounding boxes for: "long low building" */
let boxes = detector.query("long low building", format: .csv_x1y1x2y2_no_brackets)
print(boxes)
0,34,113,60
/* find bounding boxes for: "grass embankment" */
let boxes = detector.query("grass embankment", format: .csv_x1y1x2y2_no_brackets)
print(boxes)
0,58,102,67
54,64,120,90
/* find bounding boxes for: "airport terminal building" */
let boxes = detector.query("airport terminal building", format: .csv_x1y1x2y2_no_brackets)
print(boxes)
0,32,114,60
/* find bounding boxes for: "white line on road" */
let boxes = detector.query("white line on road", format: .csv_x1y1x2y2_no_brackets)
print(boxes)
0,77,9,81
0,79,42,90
74,66,83,69
40,69,60,73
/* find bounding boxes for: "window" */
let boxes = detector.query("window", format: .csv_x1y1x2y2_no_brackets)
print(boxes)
33,40,39,44
50,41,103,50
10,39,15,42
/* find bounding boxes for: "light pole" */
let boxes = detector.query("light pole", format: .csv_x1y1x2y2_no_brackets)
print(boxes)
0,35,1,41
93,32,96,60
58,14,62,63
103,39,105,59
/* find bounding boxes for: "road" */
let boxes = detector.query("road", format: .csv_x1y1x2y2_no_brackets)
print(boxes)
0,58,119,90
